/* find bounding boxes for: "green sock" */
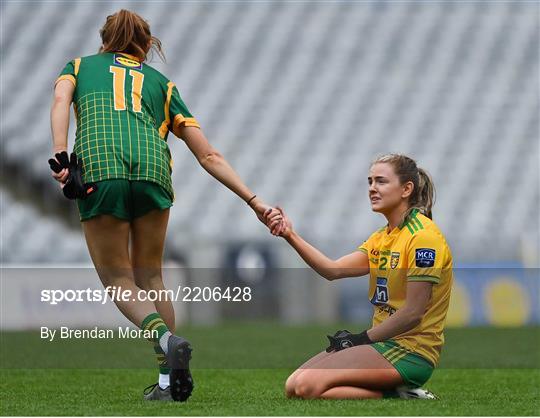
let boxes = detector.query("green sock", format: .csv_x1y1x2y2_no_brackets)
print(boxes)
141,313,171,352
154,343,170,374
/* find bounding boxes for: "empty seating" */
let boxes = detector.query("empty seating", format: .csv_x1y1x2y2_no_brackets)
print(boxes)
1,1,537,264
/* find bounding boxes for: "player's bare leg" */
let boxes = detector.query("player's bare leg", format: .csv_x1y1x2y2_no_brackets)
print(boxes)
132,208,193,402
83,214,192,402
285,351,333,397
131,208,187,400
287,345,403,400
82,214,157,325
131,208,174,330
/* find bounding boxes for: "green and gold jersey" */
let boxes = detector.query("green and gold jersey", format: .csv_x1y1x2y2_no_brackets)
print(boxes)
55,52,200,199
358,209,453,365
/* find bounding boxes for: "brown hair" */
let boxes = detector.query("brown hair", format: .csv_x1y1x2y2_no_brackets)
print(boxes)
372,154,436,220
99,9,165,62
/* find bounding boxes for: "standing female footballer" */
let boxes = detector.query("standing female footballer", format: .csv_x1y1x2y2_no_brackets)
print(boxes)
265,154,453,399
50,9,280,402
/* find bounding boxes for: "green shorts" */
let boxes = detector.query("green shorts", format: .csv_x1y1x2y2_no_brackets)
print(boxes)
77,179,173,222
371,340,434,388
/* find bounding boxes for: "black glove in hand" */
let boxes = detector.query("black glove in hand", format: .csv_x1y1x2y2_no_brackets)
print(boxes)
325,329,373,353
48,151,96,200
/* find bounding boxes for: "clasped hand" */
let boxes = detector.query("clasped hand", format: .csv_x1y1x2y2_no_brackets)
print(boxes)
262,205,291,238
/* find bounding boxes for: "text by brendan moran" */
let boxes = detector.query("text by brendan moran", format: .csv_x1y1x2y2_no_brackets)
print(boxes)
40,327,157,341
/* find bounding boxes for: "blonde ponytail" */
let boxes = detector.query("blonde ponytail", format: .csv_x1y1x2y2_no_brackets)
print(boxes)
416,167,435,219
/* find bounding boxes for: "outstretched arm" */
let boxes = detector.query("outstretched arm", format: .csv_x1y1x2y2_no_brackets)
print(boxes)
287,233,370,281
173,125,276,221
265,207,369,280
50,79,74,183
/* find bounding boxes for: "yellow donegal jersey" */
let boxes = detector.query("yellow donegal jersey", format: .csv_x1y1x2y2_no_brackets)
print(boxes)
358,209,453,366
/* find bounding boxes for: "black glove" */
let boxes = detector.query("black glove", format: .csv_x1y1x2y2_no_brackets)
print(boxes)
48,151,96,200
325,329,373,352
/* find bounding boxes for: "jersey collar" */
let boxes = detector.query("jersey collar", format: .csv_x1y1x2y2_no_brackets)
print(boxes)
398,208,420,229
386,225,401,235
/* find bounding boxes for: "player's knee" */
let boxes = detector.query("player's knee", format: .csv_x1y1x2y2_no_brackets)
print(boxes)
294,383,319,399
133,268,163,290
96,266,133,288
134,276,161,290
294,376,321,399
285,375,297,398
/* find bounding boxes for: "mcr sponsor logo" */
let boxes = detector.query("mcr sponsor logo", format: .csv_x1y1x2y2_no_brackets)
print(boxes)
415,248,436,268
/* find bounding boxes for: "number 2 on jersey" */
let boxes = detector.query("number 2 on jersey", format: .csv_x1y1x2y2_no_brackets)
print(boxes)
110,66,144,112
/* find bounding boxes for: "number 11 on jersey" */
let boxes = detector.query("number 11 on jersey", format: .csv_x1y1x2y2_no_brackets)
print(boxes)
110,66,144,112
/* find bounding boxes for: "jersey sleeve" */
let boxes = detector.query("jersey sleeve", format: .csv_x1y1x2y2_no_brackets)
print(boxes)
405,230,445,284
170,85,200,130
357,235,373,255
55,59,78,87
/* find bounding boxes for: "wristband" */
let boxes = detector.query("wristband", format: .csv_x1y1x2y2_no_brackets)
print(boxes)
246,195,257,206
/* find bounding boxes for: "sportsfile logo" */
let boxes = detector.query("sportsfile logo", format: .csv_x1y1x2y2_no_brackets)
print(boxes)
415,248,436,268
40,286,252,305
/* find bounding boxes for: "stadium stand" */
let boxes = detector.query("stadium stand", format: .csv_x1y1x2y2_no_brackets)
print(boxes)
1,1,538,264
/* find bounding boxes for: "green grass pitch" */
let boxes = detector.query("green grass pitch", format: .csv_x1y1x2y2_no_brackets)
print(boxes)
1,323,539,415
